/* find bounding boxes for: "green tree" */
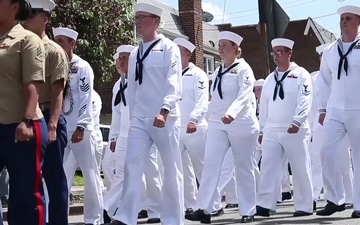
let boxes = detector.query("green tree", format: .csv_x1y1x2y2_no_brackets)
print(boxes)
49,0,135,88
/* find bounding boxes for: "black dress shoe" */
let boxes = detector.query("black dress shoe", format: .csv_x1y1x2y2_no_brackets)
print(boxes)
211,208,224,217
351,211,360,218
103,209,112,223
225,203,238,209
316,201,345,216
110,220,127,225
293,210,313,217
255,205,270,217
240,215,255,223
185,208,194,215
346,203,353,209
147,218,161,223
185,209,211,224
138,210,148,219
282,192,292,201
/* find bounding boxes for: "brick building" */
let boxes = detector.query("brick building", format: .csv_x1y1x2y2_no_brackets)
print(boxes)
217,17,337,79
98,0,220,122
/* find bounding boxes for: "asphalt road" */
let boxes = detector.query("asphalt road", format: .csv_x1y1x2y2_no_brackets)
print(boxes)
39,199,360,225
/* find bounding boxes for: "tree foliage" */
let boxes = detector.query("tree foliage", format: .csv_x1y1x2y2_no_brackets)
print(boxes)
49,0,135,88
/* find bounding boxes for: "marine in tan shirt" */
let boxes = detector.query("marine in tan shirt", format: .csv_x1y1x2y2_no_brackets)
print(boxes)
0,24,45,124
39,35,68,106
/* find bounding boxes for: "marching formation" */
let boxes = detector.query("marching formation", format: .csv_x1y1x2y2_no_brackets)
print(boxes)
0,0,359,225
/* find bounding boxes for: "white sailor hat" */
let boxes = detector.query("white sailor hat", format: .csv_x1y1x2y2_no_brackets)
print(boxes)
173,38,196,53
53,27,78,41
271,38,294,49
254,79,264,87
28,0,56,12
135,3,163,18
218,31,243,46
337,5,360,16
113,45,135,60
316,43,330,55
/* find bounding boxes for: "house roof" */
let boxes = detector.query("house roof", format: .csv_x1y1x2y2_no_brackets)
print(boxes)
137,0,219,54
303,17,337,44
217,17,337,45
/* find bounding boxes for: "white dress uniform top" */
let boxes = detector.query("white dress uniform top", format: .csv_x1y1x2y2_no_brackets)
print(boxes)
54,27,103,224
257,38,314,214
91,90,103,171
112,4,184,224
174,37,209,210
317,6,360,212
195,32,259,217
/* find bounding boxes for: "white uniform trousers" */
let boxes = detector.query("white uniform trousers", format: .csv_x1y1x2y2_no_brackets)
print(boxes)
113,117,184,225
321,107,359,209
220,150,237,204
93,137,105,193
196,121,258,216
257,127,313,212
309,125,324,201
139,145,163,219
101,143,116,191
103,136,127,217
311,126,354,202
277,162,291,202
63,131,104,224
179,125,206,210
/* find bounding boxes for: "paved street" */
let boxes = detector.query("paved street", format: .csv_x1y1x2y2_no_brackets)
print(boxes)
2,196,359,224
6,199,354,225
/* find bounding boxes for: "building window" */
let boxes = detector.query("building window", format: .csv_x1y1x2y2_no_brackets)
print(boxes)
203,54,215,76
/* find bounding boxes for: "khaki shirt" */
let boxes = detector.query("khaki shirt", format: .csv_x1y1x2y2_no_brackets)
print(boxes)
0,24,45,124
39,35,69,104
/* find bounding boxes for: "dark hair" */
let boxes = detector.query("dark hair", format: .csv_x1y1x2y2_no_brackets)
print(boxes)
11,0,32,21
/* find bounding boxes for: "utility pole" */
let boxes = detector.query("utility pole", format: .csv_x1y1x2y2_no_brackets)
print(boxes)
258,0,290,76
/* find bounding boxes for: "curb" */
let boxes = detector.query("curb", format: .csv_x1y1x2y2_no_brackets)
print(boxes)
2,203,84,221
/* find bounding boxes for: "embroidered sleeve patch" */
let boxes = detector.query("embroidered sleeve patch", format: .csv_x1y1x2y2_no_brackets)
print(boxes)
35,45,45,61
244,76,251,84
78,104,87,117
171,61,177,68
302,84,310,96
79,77,90,92
198,80,206,89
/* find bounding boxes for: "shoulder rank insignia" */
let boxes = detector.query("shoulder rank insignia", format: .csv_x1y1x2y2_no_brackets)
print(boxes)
79,77,90,92
198,81,206,89
302,84,310,96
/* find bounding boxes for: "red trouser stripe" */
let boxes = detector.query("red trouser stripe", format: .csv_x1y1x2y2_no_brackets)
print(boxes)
33,121,44,225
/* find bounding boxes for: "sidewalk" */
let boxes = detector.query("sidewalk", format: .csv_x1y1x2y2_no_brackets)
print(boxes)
2,186,85,221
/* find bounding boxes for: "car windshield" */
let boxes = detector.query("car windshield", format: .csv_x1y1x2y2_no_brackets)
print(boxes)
100,127,109,142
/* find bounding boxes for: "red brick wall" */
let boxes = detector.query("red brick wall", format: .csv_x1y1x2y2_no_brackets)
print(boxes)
179,0,204,69
218,20,322,79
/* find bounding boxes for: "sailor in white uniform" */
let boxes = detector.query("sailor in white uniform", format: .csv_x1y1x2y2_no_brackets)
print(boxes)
186,31,259,224
256,38,314,217
53,27,103,224
316,5,360,218
309,43,354,209
173,38,209,213
110,3,184,225
102,52,124,191
103,45,163,224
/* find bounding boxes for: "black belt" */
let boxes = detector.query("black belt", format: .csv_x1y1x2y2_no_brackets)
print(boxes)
40,102,51,111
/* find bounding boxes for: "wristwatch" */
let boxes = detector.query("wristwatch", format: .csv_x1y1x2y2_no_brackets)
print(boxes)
22,117,33,126
76,126,85,131
161,108,169,114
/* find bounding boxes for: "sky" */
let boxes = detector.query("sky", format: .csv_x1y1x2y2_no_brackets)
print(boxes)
159,0,360,37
